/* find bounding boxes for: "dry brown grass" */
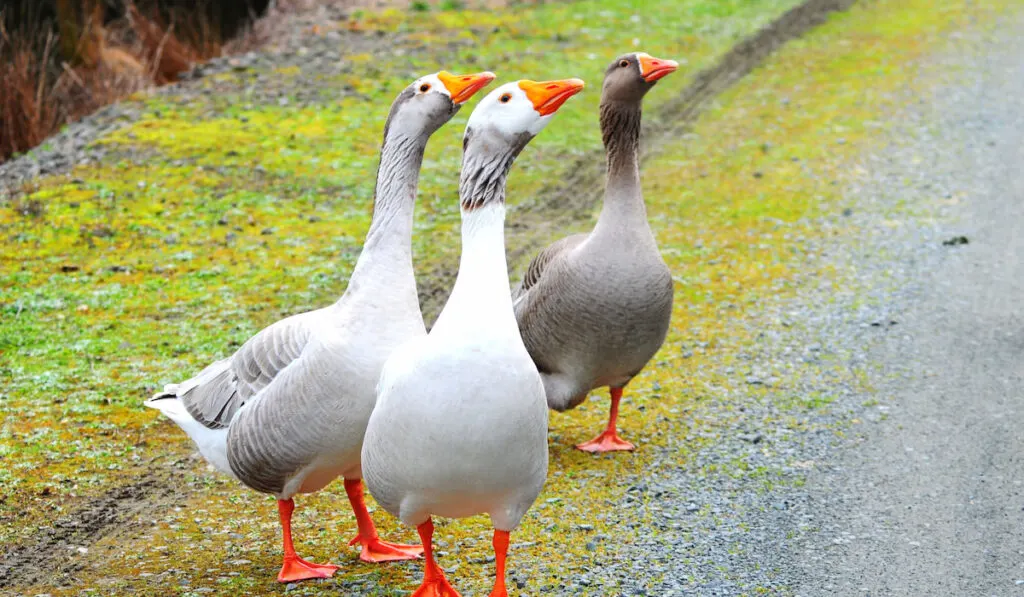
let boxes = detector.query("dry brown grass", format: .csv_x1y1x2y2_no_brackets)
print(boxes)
0,0,234,163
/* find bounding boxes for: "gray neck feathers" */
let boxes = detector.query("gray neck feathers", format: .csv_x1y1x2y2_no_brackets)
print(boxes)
602,99,642,193
596,99,648,228
459,129,532,211
362,131,427,252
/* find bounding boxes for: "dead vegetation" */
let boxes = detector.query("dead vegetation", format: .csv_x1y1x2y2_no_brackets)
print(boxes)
0,0,275,163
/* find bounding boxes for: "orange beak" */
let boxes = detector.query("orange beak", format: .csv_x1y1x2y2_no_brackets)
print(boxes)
437,71,497,104
637,54,678,82
518,78,586,116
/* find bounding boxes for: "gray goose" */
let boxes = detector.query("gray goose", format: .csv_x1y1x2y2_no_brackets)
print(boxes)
362,78,585,597
512,53,678,453
145,71,495,582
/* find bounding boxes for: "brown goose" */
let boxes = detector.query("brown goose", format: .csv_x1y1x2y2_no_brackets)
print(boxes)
145,70,496,582
512,53,678,453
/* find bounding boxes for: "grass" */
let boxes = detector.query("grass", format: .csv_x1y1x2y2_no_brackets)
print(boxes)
1,0,1021,594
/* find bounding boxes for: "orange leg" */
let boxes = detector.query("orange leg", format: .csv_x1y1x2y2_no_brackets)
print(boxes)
411,518,461,597
488,530,510,597
576,387,636,453
276,498,339,583
344,479,424,563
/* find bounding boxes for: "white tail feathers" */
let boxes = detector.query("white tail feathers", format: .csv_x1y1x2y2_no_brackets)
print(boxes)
145,394,235,478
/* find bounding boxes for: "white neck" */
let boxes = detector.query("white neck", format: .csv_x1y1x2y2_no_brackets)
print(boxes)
432,203,516,334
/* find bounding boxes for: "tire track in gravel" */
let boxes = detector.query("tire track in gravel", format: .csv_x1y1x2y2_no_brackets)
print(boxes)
417,0,858,324
0,0,857,590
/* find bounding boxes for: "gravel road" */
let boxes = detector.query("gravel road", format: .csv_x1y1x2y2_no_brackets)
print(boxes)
790,20,1024,597
583,12,1024,597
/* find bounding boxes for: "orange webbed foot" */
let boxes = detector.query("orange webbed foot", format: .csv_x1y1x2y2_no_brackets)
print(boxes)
350,535,424,563
412,574,462,597
276,555,339,583
576,430,635,453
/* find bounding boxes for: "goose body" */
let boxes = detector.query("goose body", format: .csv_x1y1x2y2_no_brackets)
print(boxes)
145,70,496,582
513,53,679,453
365,203,548,529
362,78,585,597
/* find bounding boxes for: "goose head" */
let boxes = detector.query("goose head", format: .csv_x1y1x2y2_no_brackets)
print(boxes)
602,52,678,103
463,78,585,153
460,78,584,210
383,71,497,141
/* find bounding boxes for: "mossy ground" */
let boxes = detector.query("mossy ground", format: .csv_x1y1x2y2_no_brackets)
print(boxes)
2,0,1020,595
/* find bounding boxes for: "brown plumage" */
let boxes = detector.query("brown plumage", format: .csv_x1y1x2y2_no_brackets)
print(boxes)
512,52,679,453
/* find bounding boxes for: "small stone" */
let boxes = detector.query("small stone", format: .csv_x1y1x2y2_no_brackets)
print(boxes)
260,227,276,236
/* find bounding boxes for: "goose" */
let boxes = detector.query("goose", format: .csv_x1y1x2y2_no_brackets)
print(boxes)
512,53,678,453
361,77,585,597
144,70,496,583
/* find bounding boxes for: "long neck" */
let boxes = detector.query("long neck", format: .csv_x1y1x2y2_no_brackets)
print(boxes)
594,99,648,232
346,132,426,290
457,139,520,211
432,148,519,333
456,205,513,306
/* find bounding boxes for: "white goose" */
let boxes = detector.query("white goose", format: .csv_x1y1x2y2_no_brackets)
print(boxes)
145,70,496,583
361,77,585,596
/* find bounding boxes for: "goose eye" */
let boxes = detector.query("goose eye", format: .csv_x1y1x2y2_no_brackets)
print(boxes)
619,59,630,68
499,93,512,103
419,83,431,93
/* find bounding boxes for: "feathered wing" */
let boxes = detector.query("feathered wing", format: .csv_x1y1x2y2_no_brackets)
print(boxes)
159,313,314,430
511,233,587,301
